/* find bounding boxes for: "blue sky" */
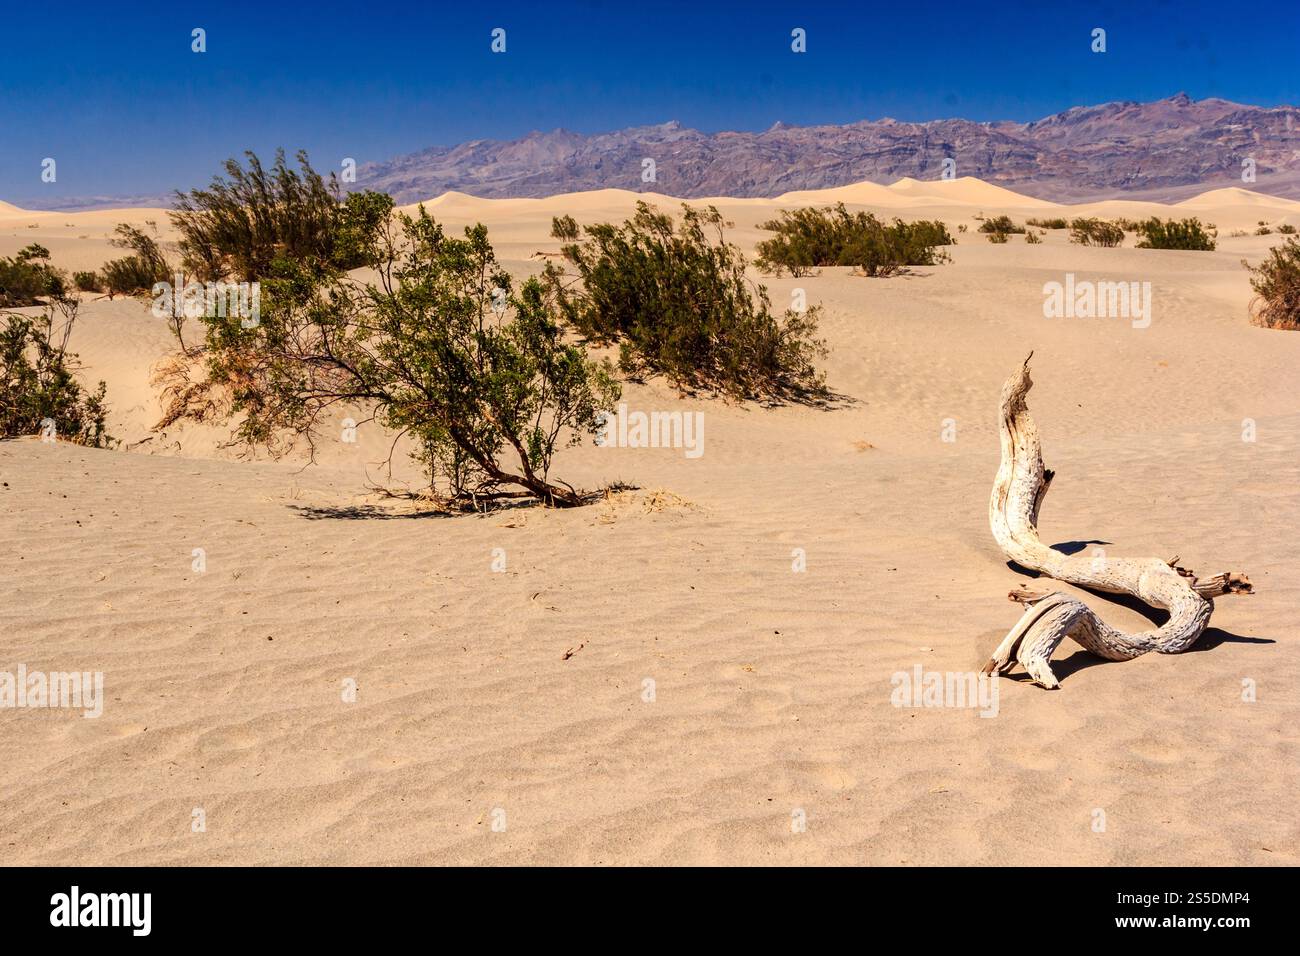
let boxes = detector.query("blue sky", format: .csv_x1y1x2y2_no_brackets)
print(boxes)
1,0,1296,199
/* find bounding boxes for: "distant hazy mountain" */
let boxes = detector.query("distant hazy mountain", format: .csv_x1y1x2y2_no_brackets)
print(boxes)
12,93,1300,211
357,93,1300,204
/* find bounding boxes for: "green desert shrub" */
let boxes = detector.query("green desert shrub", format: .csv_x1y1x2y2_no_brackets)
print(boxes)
1277,224,1297,235
548,201,826,401
196,195,617,508
986,231,1009,244
753,206,840,276
1135,217,1217,251
1256,226,1273,236
1026,217,1068,230
550,215,579,241
754,203,953,278
1025,231,1042,244
1,297,110,446
0,244,66,306
978,215,1025,235
103,255,164,297
73,271,104,293
1246,237,1300,330
171,149,376,282
842,218,953,276
1069,218,1125,247
101,223,171,297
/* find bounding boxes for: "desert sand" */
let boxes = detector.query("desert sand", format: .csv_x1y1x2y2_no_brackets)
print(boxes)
1,178,1297,865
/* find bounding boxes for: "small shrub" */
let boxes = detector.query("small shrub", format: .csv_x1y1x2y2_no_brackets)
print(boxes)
1069,218,1124,247
103,255,166,297
1256,226,1273,236
1025,231,1042,244
549,201,827,401
1277,224,1297,235
73,271,104,293
1026,217,1068,230
1246,237,1300,330
842,218,954,277
0,245,66,306
550,215,579,241
102,223,171,297
754,204,953,278
0,297,110,446
986,231,1009,244
978,215,1025,235
1134,217,1216,251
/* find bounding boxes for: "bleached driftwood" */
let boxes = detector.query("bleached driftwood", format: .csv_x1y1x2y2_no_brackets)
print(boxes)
983,355,1253,688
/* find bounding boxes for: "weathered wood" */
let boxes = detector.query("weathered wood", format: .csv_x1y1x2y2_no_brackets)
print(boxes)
984,355,1253,688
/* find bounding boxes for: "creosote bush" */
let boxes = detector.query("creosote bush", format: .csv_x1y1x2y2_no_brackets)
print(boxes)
171,149,374,282
546,202,827,401
978,215,1025,235
754,203,953,278
188,171,617,508
1026,217,1068,230
1,295,110,446
102,223,172,297
1135,217,1217,251
156,152,397,420
1069,218,1125,247
73,271,104,294
0,244,65,307
1246,237,1300,330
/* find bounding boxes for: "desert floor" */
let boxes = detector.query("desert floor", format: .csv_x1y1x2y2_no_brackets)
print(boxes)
1,179,1297,865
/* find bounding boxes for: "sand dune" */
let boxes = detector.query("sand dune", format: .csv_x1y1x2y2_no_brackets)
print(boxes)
1,179,1298,865
8,177,1300,237
1176,187,1300,210
882,176,1059,208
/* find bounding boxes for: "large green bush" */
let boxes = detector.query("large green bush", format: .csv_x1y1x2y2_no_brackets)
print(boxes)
1135,217,1217,251
546,202,827,401
171,149,376,282
755,203,953,278
194,189,617,508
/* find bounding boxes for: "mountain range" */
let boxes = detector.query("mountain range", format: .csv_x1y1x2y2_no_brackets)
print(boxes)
14,94,1300,210
354,93,1300,205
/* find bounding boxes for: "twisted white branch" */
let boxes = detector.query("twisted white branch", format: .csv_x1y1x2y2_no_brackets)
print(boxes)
983,355,1253,688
